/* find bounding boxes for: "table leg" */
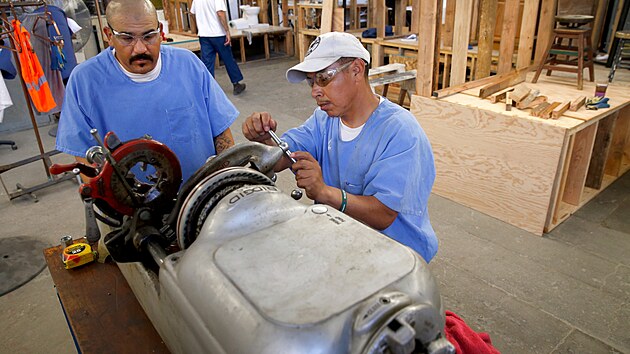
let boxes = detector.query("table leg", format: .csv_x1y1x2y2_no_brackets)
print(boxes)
240,37,246,63
264,33,270,60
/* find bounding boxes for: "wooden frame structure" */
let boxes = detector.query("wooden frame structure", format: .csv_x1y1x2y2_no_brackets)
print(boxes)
410,75,630,235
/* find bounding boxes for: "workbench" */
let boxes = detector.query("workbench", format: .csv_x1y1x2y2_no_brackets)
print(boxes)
43,246,169,353
163,33,201,52
410,73,630,235
231,25,292,63
163,26,292,63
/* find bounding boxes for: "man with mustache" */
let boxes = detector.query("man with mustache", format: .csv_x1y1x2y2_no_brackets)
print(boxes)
56,0,237,184
242,32,438,263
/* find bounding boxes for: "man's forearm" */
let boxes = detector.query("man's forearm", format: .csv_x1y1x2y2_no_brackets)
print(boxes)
214,128,235,154
217,11,230,34
317,186,398,230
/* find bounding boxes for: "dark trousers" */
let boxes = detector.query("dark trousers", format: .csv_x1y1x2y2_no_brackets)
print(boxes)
199,36,244,84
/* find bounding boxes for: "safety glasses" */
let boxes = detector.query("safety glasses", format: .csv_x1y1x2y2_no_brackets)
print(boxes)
306,61,354,88
108,25,161,46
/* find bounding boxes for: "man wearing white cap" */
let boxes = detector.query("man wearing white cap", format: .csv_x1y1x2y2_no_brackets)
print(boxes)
242,32,437,263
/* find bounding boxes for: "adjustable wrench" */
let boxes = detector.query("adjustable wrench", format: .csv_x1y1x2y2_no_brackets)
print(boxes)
268,130,296,164
267,130,303,200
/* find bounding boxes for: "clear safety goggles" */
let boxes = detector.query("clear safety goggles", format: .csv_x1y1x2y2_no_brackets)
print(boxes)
109,26,161,46
306,61,353,88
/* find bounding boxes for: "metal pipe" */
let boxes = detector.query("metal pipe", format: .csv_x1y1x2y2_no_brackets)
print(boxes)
147,239,166,267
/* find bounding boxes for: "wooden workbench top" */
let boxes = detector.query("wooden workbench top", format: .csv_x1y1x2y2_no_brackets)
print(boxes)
44,246,169,353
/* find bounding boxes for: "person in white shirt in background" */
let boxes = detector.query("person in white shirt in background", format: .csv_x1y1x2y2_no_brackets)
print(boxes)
191,0,246,95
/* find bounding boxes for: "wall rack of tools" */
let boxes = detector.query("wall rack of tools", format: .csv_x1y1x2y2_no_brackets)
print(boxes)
0,0,75,201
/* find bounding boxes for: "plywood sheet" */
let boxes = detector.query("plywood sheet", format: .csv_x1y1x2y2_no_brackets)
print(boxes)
604,107,630,176
585,112,618,189
411,95,567,234
562,123,598,205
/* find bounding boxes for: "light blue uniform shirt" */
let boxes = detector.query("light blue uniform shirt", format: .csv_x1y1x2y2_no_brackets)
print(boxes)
283,98,438,262
56,46,238,183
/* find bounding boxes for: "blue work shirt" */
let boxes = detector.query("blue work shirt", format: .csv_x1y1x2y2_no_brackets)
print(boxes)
283,98,438,262
56,45,238,183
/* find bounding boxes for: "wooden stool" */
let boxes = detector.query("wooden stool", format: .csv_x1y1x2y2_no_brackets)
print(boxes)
608,31,630,83
532,15,595,90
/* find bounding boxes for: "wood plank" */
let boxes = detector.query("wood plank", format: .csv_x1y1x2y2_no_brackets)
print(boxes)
433,0,444,90
369,63,406,76
551,101,571,119
605,0,625,55
476,0,498,79
332,7,345,31
442,0,456,47
368,0,377,27
550,133,576,226
516,0,540,69
416,0,442,97
521,95,548,109
540,101,562,119
410,94,567,235
375,0,386,38
449,0,474,86
271,0,279,26
516,89,540,109
410,0,421,33
43,246,169,353
546,131,573,229
569,96,586,111
562,123,598,205
586,112,618,189
478,72,526,98
349,0,358,28
497,0,520,73
604,108,630,176
395,0,407,36
510,85,532,103
488,86,515,103
469,0,480,42
591,0,609,47
320,0,334,33
370,70,417,87
531,102,551,117
434,65,528,98
534,0,558,66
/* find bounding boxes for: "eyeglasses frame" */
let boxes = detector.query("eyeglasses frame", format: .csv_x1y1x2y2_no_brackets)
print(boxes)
306,60,355,88
107,25,161,46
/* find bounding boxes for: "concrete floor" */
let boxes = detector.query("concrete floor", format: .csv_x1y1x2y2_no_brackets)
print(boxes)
0,57,629,354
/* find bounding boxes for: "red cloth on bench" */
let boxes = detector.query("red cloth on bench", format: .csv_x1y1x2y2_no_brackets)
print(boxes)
444,311,501,354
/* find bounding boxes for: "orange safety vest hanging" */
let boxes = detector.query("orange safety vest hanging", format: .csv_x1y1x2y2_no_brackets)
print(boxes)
12,18,56,113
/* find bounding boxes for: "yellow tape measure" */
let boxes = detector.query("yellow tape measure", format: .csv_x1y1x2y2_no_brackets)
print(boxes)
62,242,97,269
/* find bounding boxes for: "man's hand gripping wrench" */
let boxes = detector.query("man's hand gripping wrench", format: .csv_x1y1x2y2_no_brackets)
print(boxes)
268,130,303,200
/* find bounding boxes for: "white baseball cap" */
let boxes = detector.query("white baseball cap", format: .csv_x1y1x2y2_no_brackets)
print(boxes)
286,32,371,83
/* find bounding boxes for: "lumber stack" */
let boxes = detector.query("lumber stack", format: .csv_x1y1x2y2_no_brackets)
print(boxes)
481,82,579,120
